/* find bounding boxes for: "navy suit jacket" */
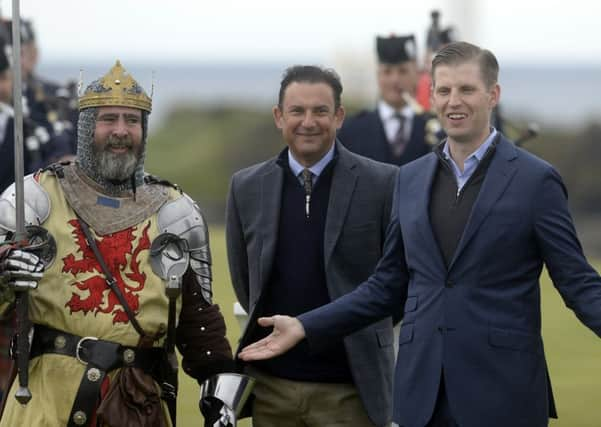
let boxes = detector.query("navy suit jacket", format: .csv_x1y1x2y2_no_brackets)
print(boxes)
299,135,601,427
337,109,433,166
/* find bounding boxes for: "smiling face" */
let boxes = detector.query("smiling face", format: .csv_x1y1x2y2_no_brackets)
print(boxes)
93,106,144,181
273,81,345,167
431,60,500,147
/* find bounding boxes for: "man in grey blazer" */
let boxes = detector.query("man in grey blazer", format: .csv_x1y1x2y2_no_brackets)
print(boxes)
226,65,399,427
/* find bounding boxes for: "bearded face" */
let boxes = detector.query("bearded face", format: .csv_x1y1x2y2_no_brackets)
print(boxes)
91,106,144,183
93,134,142,181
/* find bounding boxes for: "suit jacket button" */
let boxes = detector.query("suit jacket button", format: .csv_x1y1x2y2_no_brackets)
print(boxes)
445,280,454,288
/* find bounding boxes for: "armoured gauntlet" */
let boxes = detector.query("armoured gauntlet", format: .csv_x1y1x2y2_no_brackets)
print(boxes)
0,248,44,288
0,248,44,304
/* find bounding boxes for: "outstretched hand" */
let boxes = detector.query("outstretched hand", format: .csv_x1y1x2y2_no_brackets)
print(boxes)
238,315,306,361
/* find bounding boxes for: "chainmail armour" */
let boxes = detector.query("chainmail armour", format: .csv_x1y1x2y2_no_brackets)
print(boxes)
75,80,149,197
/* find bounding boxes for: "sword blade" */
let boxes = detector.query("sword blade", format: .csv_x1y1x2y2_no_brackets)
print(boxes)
11,0,32,405
11,0,25,239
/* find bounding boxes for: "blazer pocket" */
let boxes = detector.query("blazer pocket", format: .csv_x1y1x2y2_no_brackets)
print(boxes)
489,327,542,354
345,220,377,230
397,323,414,346
376,327,393,348
340,222,378,243
338,224,379,259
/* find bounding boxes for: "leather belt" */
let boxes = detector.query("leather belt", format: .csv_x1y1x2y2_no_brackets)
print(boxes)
30,324,165,427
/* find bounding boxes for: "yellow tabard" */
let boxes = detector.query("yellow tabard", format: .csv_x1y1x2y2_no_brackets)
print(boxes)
1,171,181,427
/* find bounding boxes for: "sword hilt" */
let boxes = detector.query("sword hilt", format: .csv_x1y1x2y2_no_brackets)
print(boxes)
14,292,32,404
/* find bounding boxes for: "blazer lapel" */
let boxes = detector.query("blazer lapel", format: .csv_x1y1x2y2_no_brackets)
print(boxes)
410,153,447,269
324,144,357,265
259,163,284,290
447,137,518,271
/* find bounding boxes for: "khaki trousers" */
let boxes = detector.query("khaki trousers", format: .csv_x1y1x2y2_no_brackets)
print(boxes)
246,367,376,427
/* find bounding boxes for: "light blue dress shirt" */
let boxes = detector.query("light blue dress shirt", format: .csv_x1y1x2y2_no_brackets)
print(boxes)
442,128,497,194
288,143,335,185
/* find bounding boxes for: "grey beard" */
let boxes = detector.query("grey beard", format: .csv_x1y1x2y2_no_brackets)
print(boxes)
93,137,140,183
95,148,138,181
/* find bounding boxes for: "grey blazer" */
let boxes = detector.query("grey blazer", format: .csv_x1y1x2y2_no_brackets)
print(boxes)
226,142,400,427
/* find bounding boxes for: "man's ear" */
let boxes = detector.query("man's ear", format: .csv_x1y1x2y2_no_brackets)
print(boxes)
273,105,283,130
489,83,501,109
429,81,435,106
335,106,345,129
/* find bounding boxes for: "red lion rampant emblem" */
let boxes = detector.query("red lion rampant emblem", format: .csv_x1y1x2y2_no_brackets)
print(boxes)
63,219,151,324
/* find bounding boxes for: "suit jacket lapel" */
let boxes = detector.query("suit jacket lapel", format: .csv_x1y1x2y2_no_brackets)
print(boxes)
259,162,283,290
447,137,518,271
410,153,447,269
324,143,357,266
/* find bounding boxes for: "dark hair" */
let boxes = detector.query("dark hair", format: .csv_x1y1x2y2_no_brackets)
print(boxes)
431,41,499,88
278,65,343,109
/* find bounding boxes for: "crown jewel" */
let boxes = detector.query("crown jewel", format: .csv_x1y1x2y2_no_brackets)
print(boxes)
78,60,152,112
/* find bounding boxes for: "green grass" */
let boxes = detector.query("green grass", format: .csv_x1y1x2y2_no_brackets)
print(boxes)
542,264,601,427
177,227,601,426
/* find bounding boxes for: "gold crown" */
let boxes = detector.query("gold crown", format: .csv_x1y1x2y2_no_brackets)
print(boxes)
78,60,152,112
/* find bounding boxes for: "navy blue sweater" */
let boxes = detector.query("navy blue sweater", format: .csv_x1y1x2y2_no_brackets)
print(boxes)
251,157,353,383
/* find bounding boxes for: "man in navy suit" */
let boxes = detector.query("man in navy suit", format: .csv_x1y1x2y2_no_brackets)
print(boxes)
238,42,601,427
338,34,440,166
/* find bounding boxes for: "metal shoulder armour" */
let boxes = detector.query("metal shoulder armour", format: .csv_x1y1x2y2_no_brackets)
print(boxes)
0,174,51,235
157,193,213,304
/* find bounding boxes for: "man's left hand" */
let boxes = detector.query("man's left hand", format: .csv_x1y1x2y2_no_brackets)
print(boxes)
238,315,305,361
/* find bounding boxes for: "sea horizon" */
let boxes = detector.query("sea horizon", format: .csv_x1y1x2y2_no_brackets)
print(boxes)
38,60,601,132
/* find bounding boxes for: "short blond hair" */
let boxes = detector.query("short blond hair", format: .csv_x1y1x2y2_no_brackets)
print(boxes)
431,41,499,88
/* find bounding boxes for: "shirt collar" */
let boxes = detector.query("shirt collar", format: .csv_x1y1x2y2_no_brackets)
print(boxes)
378,100,414,121
442,128,498,163
288,142,336,178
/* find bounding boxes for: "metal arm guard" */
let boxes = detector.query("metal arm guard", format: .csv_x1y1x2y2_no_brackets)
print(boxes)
0,176,52,314
0,174,50,242
157,193,213,304
199,373,255,427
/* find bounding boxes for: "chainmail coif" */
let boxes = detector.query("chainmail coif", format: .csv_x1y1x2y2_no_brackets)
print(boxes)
75,95,149,196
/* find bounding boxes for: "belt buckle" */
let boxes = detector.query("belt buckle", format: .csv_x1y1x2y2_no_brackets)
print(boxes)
75,336,98,365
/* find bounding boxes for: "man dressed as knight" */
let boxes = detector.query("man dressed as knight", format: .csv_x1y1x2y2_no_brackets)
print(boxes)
0,61,252,427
